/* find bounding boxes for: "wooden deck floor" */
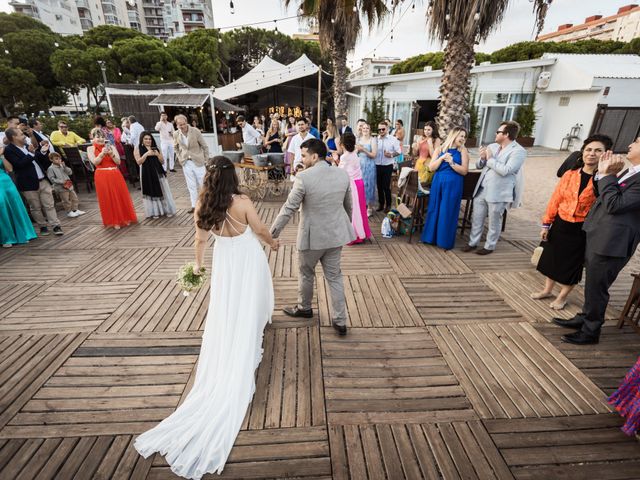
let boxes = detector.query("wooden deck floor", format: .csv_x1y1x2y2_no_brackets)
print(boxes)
1,170,639,479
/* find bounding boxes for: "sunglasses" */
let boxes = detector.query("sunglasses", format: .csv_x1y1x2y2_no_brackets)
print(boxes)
378,128,386,132
496,130,505,135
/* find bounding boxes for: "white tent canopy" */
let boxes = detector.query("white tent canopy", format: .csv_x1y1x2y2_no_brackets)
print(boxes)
214,54,320,101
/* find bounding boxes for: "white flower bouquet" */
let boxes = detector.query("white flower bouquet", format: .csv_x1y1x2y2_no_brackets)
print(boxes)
176,263,207,296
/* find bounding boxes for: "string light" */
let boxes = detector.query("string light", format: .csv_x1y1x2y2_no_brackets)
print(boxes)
390,29,394,42
274,20,278,32
229,0,234,14
352,5,357,12
411,2,415,12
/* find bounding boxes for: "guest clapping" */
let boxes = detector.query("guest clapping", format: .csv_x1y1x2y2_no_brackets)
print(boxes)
420,127,469,250
413,121,441,187
531,135,611,309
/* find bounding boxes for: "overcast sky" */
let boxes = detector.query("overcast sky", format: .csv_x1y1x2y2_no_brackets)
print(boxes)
0,0,628,66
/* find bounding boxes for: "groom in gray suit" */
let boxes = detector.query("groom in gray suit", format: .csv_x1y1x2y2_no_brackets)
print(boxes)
462,121,527,255
270,138,356,335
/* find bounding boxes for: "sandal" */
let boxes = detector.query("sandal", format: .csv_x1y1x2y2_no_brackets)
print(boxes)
550,300,567,310
530,292,552,300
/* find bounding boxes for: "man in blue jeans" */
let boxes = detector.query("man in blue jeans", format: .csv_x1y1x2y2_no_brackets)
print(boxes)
374,122,401,212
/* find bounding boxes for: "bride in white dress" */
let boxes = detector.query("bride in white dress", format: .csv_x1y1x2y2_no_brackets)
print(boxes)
134,155,279,479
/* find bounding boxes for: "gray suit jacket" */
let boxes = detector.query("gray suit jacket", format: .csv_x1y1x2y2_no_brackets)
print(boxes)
474,141,526,203
173,126,209,167
270,161,356,250
583,171,640,258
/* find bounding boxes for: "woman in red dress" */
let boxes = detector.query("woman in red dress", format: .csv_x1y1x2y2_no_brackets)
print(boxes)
87,128,137,229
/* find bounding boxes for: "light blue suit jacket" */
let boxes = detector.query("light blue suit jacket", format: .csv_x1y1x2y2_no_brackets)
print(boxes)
473,141,526,204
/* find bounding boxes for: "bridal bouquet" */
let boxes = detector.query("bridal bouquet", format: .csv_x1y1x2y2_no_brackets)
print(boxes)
176,263,207,296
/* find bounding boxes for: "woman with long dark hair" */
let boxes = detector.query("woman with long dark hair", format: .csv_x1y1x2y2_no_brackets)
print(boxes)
413,121,441,187
134,156,278,478
134,131,176,219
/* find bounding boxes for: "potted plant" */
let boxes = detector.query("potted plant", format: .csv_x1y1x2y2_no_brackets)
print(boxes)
514,92,537,147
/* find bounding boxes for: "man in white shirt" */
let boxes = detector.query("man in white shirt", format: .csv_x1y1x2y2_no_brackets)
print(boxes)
155,112,176,172
236,115,262,145
374,122,401,212
287,118,312,171
128,115,145,148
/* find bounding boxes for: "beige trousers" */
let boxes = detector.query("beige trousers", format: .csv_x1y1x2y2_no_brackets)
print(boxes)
22,180,60,227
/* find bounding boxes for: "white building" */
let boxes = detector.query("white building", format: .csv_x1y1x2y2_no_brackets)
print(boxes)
348,57,401,81
346,53,640,152
10,0,214,39
537,4,640,43
10,0,83,35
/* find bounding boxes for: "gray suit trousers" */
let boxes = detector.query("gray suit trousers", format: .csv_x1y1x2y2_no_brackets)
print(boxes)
298,247,347,326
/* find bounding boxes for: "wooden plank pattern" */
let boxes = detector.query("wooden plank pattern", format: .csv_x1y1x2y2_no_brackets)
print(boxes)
321,327,475,424
431,323,611,419
382,243,472,276
402,275,523,325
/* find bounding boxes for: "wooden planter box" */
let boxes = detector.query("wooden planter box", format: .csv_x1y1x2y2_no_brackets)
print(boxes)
517,136,535,147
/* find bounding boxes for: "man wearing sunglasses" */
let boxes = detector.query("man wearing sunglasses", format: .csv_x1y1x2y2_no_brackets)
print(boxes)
374,122,401,212
462,120,526,255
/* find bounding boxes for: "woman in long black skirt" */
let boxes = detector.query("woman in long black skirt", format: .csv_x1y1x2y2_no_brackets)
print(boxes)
531,134,612,309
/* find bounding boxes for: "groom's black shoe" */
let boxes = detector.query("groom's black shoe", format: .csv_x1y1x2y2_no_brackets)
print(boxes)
282,306,313,318
552,316,584,329
561,331,599,345
332,323,347,336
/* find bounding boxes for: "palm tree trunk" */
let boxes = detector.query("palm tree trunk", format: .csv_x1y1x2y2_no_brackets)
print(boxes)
437,35,476,137
331,43,348,118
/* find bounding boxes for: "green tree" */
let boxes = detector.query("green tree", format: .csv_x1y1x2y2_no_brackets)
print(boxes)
0,60,47,115
111,37,187,84
424,0,551,135
168,29,221,87
0,12,52,34
363,85,387,128
285,0,389,117
82,24,146,48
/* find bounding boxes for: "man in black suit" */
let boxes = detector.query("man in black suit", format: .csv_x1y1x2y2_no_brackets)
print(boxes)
337,115,353,136
553,137,640,344
3,127,63,236
28,118,55,154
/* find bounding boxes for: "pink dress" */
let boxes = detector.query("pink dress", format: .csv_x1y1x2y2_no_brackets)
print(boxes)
339,151,371,243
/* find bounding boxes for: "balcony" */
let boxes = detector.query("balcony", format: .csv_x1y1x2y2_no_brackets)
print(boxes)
80,17,93,29
75,0,90,8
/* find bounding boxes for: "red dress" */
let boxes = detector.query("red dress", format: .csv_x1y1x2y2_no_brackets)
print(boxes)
93,143,137,228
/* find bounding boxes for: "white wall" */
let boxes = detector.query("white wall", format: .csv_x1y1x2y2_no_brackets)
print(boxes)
535,90,601,149
593,78,640,107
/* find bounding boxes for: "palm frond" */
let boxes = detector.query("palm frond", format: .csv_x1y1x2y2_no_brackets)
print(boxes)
426,0,550,44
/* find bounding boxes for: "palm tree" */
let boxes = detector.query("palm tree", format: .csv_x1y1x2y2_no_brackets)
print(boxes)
285,0,389,118
426,0,552,135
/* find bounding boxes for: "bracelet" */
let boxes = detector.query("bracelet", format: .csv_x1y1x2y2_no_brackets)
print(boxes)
541,224,551,229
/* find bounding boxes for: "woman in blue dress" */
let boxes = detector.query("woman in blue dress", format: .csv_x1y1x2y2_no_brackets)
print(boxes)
356,123,378,216
0,152,37,247
421,127,469,250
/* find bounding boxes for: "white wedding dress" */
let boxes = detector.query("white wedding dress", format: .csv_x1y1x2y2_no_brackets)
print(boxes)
135,211,274,479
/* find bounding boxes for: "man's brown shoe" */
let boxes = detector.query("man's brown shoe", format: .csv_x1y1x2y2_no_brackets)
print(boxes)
461,245,476,252
476,248,494,255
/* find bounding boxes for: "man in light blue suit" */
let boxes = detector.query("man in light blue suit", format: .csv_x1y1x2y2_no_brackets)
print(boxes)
462,121,527,255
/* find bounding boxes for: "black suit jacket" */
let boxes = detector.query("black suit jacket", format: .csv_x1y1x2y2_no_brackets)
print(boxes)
339,126,353,135
3,143,51,192
583,171,640,258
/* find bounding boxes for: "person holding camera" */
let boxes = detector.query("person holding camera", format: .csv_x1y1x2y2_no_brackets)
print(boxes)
135,131,176,219
87,128,137,229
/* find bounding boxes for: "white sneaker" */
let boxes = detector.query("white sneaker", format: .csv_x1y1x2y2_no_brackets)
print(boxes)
75,210,86,216
2,243,12,248
67,211,79,218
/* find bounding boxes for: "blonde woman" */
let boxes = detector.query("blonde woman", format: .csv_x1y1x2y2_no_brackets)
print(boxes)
413,121,441,186
355,122,378,216
323,118,338,157
264,120,283,153
420,127,469,250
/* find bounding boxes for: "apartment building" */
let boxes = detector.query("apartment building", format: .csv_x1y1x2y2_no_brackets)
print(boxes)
537,4,640,43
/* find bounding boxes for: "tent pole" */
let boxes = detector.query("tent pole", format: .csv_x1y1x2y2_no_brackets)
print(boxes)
316,68,321,128
209,91,219,154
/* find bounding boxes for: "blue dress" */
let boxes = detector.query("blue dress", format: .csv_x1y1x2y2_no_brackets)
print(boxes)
357,141,377,204
421,149,464,250
0,162,37,245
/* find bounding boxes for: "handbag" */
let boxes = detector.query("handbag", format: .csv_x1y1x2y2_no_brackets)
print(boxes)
531,244,544,266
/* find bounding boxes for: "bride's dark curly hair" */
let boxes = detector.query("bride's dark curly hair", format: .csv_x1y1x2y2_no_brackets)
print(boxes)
196,156,240,231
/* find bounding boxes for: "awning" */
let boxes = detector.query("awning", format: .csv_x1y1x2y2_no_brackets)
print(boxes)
214,54,320,101
149,93,209,107
213,98,244,112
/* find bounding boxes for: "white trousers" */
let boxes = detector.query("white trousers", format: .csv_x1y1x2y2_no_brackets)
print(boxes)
161,142,175,171
182,160,206,208
468,187,508,251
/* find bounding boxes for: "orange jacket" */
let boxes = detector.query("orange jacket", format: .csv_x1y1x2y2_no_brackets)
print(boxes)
543,168,596,225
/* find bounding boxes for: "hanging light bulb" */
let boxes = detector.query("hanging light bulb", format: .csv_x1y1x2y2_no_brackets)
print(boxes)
67,63,72,67
274,20,278,32
445,13,450,21
229,0,234,14
331,18,335,24
352,5,357,12
108,43,113,49
411,2,415,12
54,41,59,47
390,30,394,42
0,37,4,43
118,71,122,76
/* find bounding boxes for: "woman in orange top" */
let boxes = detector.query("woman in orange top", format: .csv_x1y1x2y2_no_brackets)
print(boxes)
87,128,137,229
531,135,612,309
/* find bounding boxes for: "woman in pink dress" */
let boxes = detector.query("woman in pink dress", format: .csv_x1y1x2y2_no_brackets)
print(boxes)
337,132,371,244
